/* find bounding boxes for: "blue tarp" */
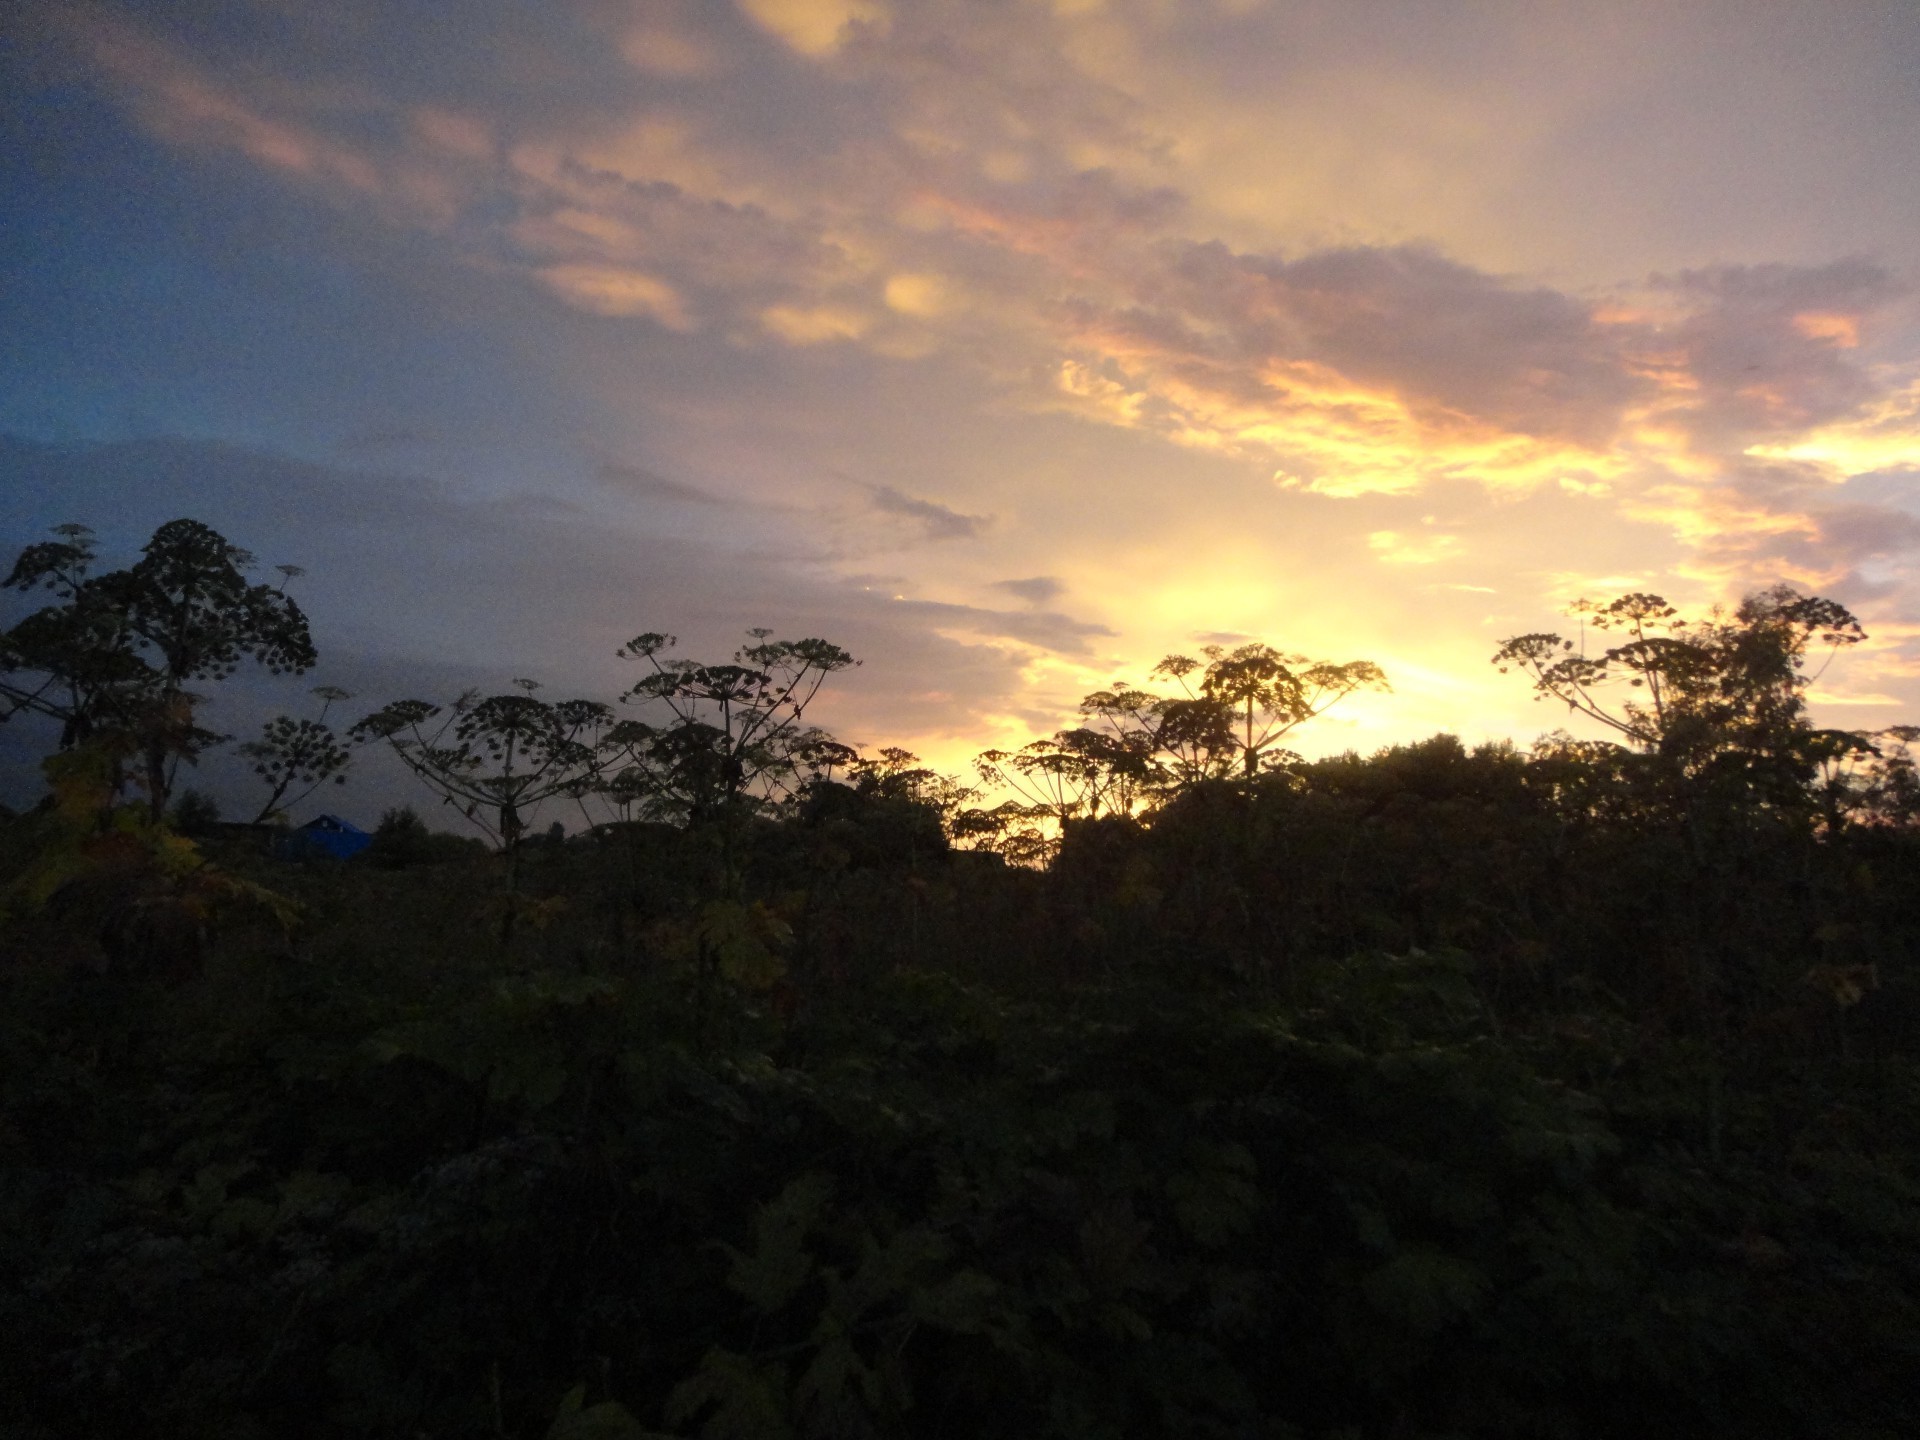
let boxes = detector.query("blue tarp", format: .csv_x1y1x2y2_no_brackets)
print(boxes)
283,813,372,860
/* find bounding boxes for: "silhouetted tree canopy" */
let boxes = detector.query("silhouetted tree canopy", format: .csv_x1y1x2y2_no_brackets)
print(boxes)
2,519,316,818
7,522,1920,1440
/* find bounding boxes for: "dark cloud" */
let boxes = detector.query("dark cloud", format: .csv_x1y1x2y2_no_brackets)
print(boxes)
595,460,726,506
1656,260,1905,449
1669,453,1920,596
991,575,1064,606
1813,504,1920,561
886,598,1116,656
59,0,655,149
936,165,1187,261
869,484,990,541
520,165,854,310
1838,466,1920,504
0,433,1057,807
335,425,445,452
1135,240,1648,447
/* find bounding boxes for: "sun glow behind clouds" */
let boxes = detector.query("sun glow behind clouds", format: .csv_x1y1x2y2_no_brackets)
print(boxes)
21,0,1920,766
1742,381,1920,478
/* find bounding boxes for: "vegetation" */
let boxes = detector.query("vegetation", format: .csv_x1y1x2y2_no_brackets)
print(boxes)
5,519,1920,1439
239,686,356,825
1,521,316,821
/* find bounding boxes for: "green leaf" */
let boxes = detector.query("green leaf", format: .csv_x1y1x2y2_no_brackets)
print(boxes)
700,900,789,990
724,1173,834,1314
909,1268,1004,1335
1360,1248,1489,1335
666,1349,792,1440
545,1384,669,1440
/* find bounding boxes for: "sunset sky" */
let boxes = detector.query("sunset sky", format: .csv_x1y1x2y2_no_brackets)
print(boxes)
7,0,1920,807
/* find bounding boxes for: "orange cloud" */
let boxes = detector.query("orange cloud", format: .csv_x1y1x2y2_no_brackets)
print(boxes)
736,0,888,57
1369,530,1464,565
538,265,694,328
761,302,872,344
1793,312,1862,348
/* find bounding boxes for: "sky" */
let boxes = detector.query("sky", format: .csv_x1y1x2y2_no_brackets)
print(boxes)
6,0,1920,819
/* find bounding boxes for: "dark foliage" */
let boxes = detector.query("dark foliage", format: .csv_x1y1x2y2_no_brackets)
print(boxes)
5,530,1920,1438
7,731,1920,1439
2,521,317,821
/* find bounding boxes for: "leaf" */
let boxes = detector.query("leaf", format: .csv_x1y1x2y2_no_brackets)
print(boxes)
792,1322,876,1423
699,900,789,990
909,1269,1004,1335
212,1196,280,1241
489,1056,570,1113
275,1169,353,1225
1359,1248,1489,1335
666,1349,792,1440
1167,1162,1260,1249
838,1223,948,1320
545,1384,670,1440
724,1173,835,1314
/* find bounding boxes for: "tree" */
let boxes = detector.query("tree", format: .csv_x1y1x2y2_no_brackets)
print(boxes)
1081,642,1389,787
350,682,611,860
1492,587,1873,811
0,525,147,748
1,520,316,819
237,686,355,823
972,727,1159,834
599,631,858,827
847,746,979,825
167,788,222,836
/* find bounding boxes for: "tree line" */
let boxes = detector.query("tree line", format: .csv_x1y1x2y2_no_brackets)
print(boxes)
8,518,1913,863
8,518,1920,1438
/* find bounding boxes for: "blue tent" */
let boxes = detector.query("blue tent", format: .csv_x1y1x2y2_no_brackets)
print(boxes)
285,813,372,860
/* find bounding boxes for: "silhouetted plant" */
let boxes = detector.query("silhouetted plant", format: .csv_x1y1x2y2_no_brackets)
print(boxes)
1082,641,1388,787
974,726,1159,825
846,746,971,811
350,681,611,855
238,685,355,823
599,630,858,827
1493,586,1873,813
1,520,316,819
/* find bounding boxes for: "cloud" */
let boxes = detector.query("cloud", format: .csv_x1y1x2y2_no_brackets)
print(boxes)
1172,241,1645,446
869,484,990,541
761,302,871,344
594,461,727,506
884,597,1116,656
883,272,949,317
737,0,888,58
622,11,726,77
28,0,1920,742
53,2,1655,511
47,4,1911,500
991,575,1064,606
1803,690,1904,707
336,426,445,453
1654,260,1904,450
1584,264,1920,593
1369,529,1464,566
538,264,693,328
0,432,1071,787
